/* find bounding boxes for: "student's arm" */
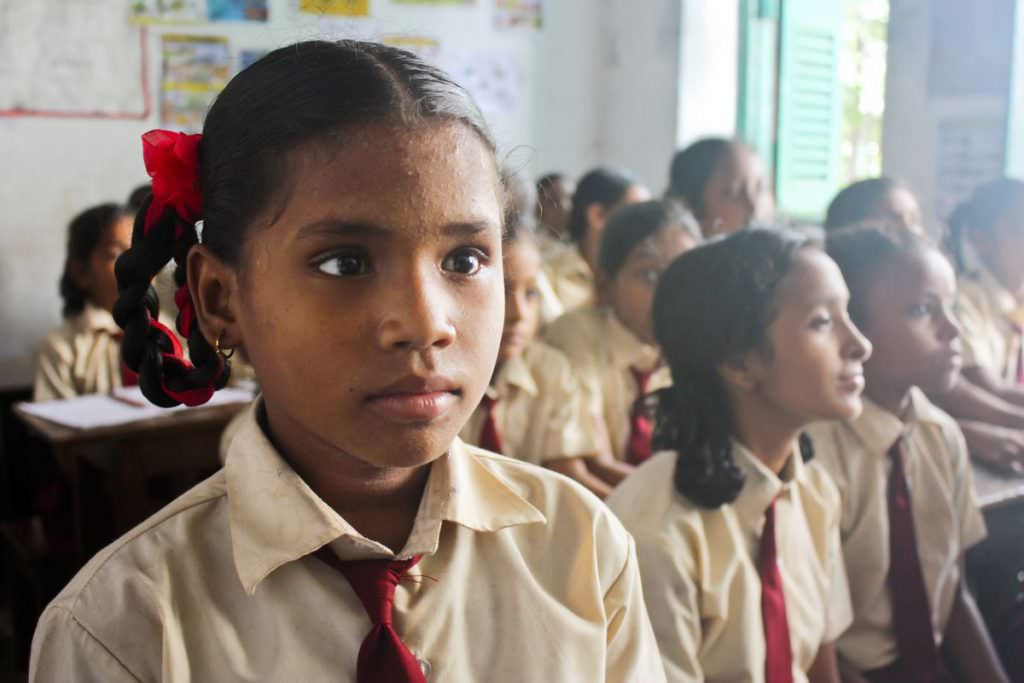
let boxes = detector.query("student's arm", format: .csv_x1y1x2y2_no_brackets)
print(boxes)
807,642,842,683
942,580,1009,683
584,455,635,488
957,420,1024,472
963,365,1024,408
544,457,613,499
602,535,668,683
33,335,76,402
929,375,1024,431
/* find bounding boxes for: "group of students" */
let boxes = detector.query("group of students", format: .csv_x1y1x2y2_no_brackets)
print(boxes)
25,39,1024,682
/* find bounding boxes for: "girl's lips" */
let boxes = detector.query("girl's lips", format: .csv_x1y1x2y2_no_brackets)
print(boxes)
365,390,458,423
838,372,865,393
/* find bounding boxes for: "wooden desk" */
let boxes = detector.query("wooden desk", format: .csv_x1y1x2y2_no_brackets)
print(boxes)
13,400,248,560
972,462,1024,510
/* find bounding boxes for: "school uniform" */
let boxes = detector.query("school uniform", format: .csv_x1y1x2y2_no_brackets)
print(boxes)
545,306,670,462
34,302,128,402
542,242,594,313
459,341,595,464
955,250,1024,382
607,443,852,683
31,401,665,682
807,389,987,678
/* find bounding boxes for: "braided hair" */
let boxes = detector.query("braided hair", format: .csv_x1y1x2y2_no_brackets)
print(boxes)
651,227,816,508
114,40,495,407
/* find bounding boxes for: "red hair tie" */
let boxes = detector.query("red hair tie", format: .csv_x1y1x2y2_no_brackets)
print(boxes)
141,129,203,341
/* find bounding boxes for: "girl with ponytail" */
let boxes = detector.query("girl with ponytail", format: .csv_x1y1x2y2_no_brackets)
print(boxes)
31,41,664,682
608,228,872,682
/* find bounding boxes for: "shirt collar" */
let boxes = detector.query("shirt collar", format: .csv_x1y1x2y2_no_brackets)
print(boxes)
843,388,945,458
730,438,805,528
79,302,121,336
602,307,661,372
489,352,538,398
224,403,545,594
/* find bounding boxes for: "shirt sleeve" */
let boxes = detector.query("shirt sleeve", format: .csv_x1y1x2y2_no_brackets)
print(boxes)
30,607,141,683
34,334,76,402
540,358,598,462
630,532,703,683
603,535,670,683
947,423,988,552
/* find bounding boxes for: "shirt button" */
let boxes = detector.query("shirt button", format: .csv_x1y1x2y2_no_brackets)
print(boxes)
416,655,432,679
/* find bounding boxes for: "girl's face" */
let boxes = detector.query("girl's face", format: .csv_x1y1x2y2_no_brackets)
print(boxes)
700,145,774,237
607,227,697,345
860,248,962,398
974,196,1024,292
498,238,542,364
581,183,651,271
743,249,872,424
227,122,504,470
79,215,133,313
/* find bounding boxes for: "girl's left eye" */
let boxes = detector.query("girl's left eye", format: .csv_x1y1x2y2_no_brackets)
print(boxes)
317,253,371,277
442,248,487,275
810,315,833,329
907,303,930,318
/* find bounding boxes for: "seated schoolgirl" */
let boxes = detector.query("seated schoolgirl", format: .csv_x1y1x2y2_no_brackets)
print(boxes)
664,137,774,238
545,200,698,486
824,177,923,235
811,226,1006,682
35,203,135,401
609,228,868,682
30,41,664,682
542,167,650,312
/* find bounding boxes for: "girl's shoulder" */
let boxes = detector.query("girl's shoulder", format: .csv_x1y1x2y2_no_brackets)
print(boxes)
542,306,606,361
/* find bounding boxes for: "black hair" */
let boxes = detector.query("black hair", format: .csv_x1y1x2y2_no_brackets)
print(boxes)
536,172,565,191
652,227,816,508
566,167,638,244
59,203,129,318
946,178,1024,274
826,225,936,328
125,184,152,214
598,200,690,279
824,177,907,232
114,40,495,407
665,137,739,219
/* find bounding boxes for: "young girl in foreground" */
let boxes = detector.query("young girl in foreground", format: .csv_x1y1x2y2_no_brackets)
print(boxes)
35,203,134,401
30,41,663,682
813,227,1005,683
609,228,869,682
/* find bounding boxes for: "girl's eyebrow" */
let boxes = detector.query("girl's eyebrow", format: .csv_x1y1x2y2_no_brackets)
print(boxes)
296,219,495,240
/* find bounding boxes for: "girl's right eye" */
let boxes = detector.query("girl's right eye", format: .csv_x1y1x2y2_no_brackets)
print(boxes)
316,252,371,277
810,314,833,330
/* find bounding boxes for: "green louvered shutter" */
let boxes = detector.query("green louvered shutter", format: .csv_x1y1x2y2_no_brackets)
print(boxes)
776,0,845,219
737,0,780,180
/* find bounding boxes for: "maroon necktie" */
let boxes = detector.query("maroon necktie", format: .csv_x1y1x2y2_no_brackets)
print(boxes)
886,437,947,681
478,395,503,454
317,549,427,683
626,368,653,465
759,498,795,683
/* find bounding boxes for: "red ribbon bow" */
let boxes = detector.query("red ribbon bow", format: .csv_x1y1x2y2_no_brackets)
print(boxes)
142,129,203,236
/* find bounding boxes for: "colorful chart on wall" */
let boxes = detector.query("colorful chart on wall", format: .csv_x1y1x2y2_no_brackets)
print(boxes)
131,0,206,23
0,0,149,118
392,0,474,5
381,35,442,62
440,50,522,115
160,35,231,132
209,0,269,21
494,0,541,29
299,0,369,15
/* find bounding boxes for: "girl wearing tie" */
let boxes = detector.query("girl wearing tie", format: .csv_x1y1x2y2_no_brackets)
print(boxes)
609,228,868,682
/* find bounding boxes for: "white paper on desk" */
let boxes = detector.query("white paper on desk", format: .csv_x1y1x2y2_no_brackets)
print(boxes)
20,388,255,430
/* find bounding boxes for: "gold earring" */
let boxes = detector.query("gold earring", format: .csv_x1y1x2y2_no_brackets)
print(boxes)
215,332,236,360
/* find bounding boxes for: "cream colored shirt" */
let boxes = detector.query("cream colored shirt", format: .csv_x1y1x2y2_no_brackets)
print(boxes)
956,256,1024,379
31,403,665,683
459,341,596,464
543,242,595,313
545,306,671,460
607,443,853,683
807,389,987,671
34,303,123,402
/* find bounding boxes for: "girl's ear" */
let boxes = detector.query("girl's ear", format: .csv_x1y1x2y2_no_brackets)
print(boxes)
68,259,91,291
585,202,607,231
594,269,612,306
718,352,763,392
187,244,243,351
